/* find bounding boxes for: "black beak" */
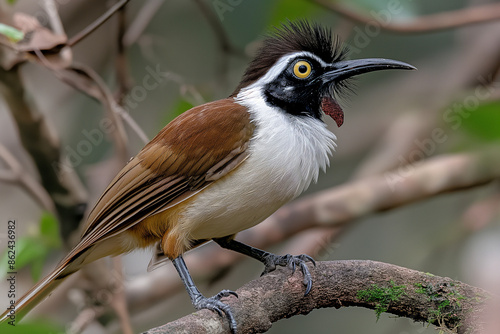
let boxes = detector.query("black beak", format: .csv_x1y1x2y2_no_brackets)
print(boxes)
322,58,416,83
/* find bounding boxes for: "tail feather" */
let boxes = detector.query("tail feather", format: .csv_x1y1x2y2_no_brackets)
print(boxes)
0,253,83,325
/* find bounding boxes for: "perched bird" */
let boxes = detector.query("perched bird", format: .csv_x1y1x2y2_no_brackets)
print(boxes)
0,21,414,332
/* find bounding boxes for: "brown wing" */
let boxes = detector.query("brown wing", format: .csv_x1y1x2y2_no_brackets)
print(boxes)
78,98,254,249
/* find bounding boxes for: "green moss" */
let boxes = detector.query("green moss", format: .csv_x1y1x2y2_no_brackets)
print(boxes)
414,281,466,329
357,280,406,321
414,283,427,294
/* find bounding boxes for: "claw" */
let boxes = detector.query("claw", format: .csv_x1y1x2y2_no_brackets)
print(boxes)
288,256,297,273
261,266,271,276
212,306,223,317
261,253,315,296
193,290,238,333
172,256,238,333
300,262,313,296
304,279,312,295
261,259,277,276
215,289,238,299
302,254,316,266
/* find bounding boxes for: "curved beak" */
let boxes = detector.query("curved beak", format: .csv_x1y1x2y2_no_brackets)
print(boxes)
319,58,415,127
322,58,416,83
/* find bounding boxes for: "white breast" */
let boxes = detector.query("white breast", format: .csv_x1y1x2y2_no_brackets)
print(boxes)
183,87,336,240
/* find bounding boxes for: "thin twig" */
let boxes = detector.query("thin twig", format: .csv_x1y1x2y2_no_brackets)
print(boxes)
0,143,56,215
64,62,149,151
113,2,150,145
33,49,129,165
41,0,73,67
42,0,65,35
61,62,129,165
115,106,149,144
67,307,100,334
110,257,134,334
115,3,131,103
191,0,243,87
122,0,165,47
163,71,205,106
312,0,500,33
191,0,237,54
67,0,131,47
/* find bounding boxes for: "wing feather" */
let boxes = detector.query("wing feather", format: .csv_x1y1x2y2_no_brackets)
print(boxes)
79,98,254,249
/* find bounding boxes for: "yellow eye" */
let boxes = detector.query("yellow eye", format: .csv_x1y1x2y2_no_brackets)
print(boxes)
293,60,312,79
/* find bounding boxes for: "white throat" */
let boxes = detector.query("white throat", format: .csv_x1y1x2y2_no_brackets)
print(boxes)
235,85,337,198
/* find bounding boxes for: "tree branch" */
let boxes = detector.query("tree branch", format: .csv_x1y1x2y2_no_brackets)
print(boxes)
122,0,165,47
312,0,500,33
0,66,88,239
191,0,240,55
143,260,489,334
0,142,56,214
67,0,131,47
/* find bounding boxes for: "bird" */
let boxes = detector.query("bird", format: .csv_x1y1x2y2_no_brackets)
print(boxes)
0,20,415,332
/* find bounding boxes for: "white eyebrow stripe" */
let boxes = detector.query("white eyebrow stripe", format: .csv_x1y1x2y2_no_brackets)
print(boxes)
242,51,331,92
294,51,330,67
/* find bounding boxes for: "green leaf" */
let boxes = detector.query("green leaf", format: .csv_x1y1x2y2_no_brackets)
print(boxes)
15,237,47,270
39,212,62,248
29,256,46,282
0,319,64,333
0,237,33,273
268,0,319,27
461,101,500,141
0,23,24,42
0,236,48,281
0,213,61,281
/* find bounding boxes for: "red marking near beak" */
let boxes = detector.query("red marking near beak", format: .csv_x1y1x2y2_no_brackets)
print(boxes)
321,96,344,127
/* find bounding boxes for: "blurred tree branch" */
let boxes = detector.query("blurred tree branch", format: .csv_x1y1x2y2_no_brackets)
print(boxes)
122,0,165,47
312,0,500,33
143,260,489,334
0,3,142,333
0,66,88,238
0,1,148,239
66,0,130,47
0,142,56,214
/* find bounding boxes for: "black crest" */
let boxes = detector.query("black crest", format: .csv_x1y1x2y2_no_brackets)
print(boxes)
231,20,348,96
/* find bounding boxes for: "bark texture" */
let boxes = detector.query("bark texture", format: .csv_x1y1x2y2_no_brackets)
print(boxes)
143,260,489,334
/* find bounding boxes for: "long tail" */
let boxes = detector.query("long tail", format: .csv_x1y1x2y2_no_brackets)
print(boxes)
0,249,87,325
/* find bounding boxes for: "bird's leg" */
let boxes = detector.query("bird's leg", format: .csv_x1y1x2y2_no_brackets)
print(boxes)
172,255,238,333
213,236,315,295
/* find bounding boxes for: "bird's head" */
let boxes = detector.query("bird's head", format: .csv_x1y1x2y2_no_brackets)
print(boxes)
232,21,415,127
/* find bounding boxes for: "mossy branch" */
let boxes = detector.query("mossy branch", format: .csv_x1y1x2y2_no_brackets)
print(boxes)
143,260,489,334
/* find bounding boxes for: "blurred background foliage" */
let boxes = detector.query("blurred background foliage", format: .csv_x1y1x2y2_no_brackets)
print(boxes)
0,0,499,333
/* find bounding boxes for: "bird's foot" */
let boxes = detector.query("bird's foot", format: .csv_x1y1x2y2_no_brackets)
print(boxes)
261,253,316,295
193,289,238,333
